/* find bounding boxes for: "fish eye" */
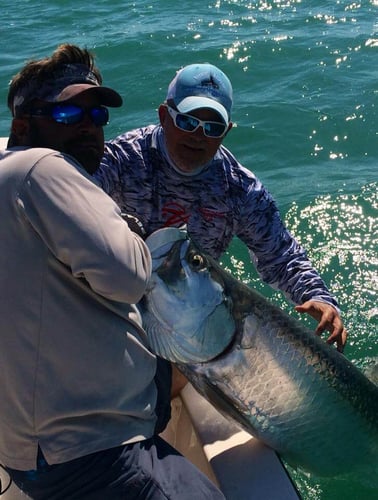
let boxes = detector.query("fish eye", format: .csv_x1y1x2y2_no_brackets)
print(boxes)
188,251,207,271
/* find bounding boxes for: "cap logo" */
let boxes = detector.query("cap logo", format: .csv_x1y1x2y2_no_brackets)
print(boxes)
51,64,99,86
201,76,219,90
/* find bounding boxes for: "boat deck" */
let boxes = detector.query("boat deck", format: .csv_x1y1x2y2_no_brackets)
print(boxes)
162,384,300,499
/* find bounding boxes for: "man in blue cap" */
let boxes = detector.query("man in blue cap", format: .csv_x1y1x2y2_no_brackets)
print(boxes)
96,64,347,371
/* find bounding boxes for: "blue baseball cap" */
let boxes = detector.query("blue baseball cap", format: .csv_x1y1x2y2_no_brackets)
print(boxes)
166,63,233,124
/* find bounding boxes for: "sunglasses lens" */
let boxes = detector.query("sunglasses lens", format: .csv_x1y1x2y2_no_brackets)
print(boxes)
203,122,227,138
91,106,109,126
175,114,199,132
52,105,83,124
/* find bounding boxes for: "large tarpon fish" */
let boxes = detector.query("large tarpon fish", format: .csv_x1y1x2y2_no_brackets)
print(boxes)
139,227,378,478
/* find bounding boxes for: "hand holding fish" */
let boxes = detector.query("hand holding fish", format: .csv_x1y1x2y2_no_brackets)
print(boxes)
295,300,347,353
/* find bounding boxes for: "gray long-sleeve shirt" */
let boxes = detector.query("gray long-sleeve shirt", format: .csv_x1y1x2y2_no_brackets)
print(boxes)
0,147,156,470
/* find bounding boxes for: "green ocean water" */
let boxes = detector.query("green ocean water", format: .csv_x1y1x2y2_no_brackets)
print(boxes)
0,1,377,498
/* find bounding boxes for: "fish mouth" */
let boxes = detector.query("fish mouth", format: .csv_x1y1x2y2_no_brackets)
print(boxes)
156,240,184,284
146,227,188,271
144,228,237,363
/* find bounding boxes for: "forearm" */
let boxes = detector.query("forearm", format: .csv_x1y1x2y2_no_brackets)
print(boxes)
251,247,339,309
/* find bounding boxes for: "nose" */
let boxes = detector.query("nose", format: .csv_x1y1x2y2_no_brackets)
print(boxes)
192,125,207,138
76,110,97,131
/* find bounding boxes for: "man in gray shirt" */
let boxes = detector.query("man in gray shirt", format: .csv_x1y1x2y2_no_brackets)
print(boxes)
0,44,224,499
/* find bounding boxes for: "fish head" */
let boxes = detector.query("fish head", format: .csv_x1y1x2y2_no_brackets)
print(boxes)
140,227,236,363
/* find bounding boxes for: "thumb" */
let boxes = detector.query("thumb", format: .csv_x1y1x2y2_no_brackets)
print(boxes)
295,304,307,313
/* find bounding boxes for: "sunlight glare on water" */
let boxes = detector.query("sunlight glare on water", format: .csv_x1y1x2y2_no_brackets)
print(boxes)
286,183,378,365
0,0,377,498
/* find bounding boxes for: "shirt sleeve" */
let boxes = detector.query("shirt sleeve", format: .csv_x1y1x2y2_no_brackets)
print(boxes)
18,151,151,304
236,175,340,310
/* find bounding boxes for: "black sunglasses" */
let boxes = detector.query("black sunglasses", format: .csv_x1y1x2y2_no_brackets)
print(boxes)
29,103,109,127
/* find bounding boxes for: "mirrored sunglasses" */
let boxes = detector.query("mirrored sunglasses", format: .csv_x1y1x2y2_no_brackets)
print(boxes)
29,104,109,127
167,106,228,138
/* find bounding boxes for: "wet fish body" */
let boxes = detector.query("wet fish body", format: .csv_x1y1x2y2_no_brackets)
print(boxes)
140,228,378,477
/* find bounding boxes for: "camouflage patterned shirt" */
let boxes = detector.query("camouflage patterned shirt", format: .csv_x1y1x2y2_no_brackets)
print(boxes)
96,125,339,309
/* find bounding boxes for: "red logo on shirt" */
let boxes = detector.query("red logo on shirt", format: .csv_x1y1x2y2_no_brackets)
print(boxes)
162,203,190,226
162,202,227,226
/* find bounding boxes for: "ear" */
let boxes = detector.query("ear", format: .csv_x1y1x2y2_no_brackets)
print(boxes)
158,104,168,127
10,118,31,145
224,121,233,137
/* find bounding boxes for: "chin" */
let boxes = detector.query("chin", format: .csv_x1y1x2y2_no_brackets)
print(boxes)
75,154,101,175
82,163,100,175
176,157,206,172
81,160,101,175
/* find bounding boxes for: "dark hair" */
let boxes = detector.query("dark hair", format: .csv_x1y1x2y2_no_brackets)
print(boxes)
7,43,102,114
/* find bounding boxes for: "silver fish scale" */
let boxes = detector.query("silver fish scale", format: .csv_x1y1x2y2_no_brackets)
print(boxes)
178,295,378,476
